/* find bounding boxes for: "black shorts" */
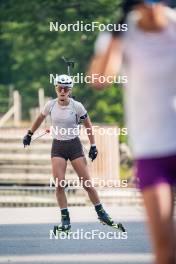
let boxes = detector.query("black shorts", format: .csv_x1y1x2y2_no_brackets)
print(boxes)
51,137,85,161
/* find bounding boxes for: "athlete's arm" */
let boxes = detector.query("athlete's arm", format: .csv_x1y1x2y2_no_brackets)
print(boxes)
88,36,122,90
30,113,45,134
83,116,98,161
83,116,95,145
23,113,45,147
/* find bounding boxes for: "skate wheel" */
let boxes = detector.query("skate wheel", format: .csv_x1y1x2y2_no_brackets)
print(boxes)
100,220,105,225
118,223,126,232
53,226,58,235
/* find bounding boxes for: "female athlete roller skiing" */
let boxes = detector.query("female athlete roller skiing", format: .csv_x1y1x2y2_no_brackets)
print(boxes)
23,74,125,233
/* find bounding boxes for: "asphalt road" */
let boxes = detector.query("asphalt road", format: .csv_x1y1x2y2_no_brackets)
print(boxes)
0,206,153,264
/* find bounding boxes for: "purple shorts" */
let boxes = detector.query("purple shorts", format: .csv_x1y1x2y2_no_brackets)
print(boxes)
135,154,176,191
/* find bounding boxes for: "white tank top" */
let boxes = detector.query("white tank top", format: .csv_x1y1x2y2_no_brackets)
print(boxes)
122,8,176,158
42,98,87,140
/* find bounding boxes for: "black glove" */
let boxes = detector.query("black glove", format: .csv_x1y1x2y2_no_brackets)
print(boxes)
23,130,33,148
89,145,98,161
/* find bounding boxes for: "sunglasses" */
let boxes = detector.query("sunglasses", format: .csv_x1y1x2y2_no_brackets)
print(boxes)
56,86,70,93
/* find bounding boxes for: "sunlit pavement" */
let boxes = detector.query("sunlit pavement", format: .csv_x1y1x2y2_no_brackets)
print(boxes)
0,206,153,264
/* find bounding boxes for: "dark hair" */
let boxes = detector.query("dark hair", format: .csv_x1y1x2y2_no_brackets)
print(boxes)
170,0,176,8
112,0,144,36
122,0,144,14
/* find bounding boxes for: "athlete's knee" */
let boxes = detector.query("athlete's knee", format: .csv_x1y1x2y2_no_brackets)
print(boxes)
54,178,66,191
83,184,96,193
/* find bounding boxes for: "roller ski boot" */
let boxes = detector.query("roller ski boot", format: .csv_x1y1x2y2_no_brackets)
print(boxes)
53,211,71,236
97,208,126,232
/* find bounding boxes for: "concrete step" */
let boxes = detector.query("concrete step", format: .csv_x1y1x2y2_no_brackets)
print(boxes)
0,143,51,154
0,154,51,165
0,163,51,176
0,149,51,154
0,141,89,154
0,164,74,174
0,127,47,137
0,187,87,206
0,187,143,207
0,194,87,207
0,172,77,185
0,127,95,190
0,133,88,143
0,173,52,185
0,137,51,144
0,127,89,138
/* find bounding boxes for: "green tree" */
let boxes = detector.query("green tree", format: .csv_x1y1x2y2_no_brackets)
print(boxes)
0,0,124,130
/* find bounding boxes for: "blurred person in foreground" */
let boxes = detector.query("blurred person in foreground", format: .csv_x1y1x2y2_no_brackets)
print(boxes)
88,0,176,263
